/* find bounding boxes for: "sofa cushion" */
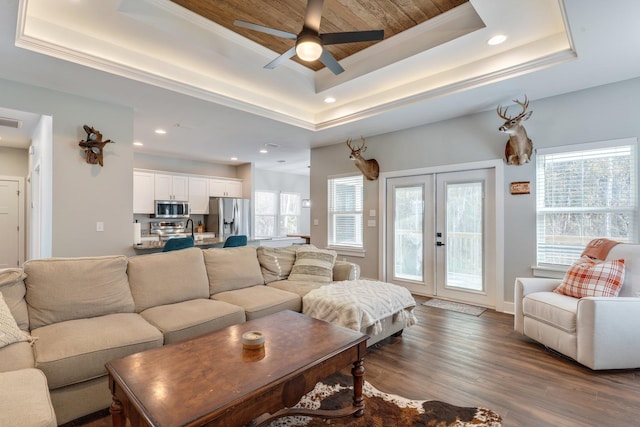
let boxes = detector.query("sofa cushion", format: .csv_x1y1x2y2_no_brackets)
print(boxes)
0,369,57,427
24,256,133,329
523,292,579,334
212,286,301,320
31,313,163,390
0,268,29,331
0,293,32,349
288,248,337,284
0,341,35,373
256,246,298,283
203,246,264,294
267,279,324,298
140,299,246,344
127,247,210,312
554,256,625,298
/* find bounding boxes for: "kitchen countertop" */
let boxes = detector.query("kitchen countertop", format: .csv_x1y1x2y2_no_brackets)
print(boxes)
133,236,305,252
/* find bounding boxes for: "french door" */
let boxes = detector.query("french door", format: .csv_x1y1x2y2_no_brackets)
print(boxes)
385,168,496,307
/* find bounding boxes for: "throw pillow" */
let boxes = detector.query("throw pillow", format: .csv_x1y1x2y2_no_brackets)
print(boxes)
554,256,625,298
256,246,300,283
288,248,337,284
0,293,31,349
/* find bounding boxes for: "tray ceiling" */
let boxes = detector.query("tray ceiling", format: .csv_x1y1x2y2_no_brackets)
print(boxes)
169,0,467,71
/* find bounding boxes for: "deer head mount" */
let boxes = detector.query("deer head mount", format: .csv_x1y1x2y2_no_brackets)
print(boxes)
346,137,379,181
497,96,533,165
78,125,114,167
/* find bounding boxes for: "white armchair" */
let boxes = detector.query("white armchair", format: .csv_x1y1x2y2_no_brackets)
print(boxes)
514,243,640,370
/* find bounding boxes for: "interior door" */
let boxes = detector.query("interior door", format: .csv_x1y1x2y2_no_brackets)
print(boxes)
435,169,496,306
385,175,435,295
0,179,20,268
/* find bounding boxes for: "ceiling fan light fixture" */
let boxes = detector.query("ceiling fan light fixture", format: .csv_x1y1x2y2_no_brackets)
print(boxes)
296,34,322,62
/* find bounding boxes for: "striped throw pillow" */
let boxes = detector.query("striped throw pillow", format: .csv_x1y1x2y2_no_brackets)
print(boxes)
554,256,625,298
288,248,337,283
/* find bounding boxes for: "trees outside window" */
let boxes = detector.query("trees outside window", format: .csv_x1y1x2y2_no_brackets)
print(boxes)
536,139,637,266
328,175,363,248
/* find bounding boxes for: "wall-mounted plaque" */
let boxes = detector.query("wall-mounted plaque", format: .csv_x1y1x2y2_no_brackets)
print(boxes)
510,181,530,195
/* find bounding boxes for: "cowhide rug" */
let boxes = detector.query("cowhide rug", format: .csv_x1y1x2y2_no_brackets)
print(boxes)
261,373,502,427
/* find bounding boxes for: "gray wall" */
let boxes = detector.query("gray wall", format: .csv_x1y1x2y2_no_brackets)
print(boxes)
0,147,28,177
311,76,640,305
0,77,135,258
254,169,311,235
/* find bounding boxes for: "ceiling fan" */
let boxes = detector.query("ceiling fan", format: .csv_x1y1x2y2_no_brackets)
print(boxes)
233,0,384,75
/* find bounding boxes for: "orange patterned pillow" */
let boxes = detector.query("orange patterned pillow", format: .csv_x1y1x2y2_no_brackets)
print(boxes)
554,256,625,298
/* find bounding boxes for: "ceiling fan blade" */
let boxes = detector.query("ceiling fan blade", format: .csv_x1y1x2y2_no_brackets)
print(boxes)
321,30,384,45
264,46,297,69
304,0,324,32
319,48,344,75
233,20,297,40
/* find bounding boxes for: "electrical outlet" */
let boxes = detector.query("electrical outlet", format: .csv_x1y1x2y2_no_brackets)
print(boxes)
96,221,104,232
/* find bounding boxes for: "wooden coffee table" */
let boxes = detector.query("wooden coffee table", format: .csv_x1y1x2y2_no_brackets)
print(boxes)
105,310,368,426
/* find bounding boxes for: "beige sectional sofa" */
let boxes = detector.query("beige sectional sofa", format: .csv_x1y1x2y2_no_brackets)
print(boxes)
0,245,359,425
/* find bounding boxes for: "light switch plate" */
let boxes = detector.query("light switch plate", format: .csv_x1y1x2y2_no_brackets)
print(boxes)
96,221,104,232
313,219,319,226
367,219,376,227
369,209,376,217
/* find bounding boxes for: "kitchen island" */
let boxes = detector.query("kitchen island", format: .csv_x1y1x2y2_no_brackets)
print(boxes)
133,235,306,254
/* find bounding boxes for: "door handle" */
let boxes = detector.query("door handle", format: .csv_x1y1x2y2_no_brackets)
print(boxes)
436,241,445,247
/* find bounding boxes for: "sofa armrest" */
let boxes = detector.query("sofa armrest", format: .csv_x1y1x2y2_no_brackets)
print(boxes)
332,261,360,281
577,297,640,369
514,277,561,333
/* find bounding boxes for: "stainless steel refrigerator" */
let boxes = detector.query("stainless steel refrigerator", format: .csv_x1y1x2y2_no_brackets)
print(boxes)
206,198,251,239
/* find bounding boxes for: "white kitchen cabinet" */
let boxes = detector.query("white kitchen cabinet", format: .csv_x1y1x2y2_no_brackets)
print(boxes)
209,178,243,198
188,176,209,214
155,173,189,201
133,171,155,214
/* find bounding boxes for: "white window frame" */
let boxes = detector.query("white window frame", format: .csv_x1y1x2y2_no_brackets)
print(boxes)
279,192,301,237
535,137,638,272
254,190,278,238
327,174,364,255
254,190,302,237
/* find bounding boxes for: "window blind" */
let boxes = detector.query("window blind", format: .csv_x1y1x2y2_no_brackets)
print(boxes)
536,140,637,266
328,175,363,247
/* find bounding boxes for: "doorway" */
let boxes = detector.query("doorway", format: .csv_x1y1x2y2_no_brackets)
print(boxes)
0,177,25,268
383,163,502,309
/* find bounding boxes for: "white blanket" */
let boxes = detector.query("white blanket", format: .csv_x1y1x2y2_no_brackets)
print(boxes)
302,279,417,335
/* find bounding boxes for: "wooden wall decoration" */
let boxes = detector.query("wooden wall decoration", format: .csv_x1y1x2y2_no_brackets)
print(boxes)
78,125,114,167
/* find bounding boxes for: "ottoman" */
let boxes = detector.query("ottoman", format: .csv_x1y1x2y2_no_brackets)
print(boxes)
302,279,417,346
0,368,57,427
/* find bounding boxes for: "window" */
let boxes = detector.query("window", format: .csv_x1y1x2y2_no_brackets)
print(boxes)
328,175,363,248
254,191,301,237
536,138,637,266
279,192,300,236
254,191,277,237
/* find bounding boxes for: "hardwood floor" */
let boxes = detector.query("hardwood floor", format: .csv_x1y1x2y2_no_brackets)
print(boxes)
71,296,640,426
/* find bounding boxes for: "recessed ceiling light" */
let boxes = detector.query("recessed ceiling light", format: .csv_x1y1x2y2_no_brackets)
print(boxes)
155,129,166,134
265,142,280,148
133,141,143,146
324,97,336,104
259,149,268,154
231,156,238,161
487,34,507,46
277,160,286,163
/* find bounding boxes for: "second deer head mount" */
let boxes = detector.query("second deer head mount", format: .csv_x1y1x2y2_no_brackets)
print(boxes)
346,137,379,181
497,96,533,166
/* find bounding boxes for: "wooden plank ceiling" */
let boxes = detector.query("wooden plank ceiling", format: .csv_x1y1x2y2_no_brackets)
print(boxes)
170,0,467,71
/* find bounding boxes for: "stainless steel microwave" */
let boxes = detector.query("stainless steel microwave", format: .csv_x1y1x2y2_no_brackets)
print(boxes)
154,200,189,218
